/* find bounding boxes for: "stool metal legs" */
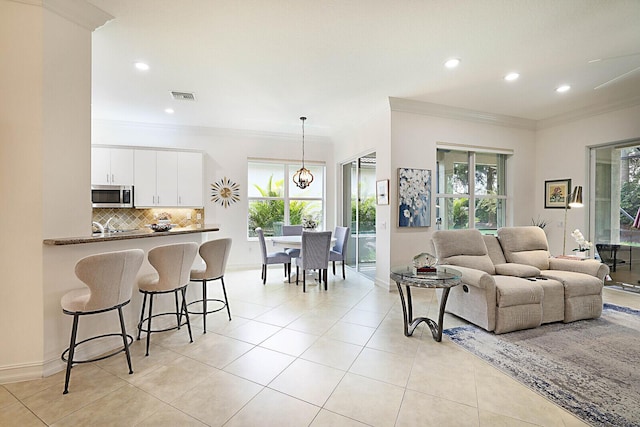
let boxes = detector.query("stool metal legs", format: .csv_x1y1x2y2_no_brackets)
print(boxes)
137,286,193,357
187,277,231,334
62,302,133,394
63,314,80,394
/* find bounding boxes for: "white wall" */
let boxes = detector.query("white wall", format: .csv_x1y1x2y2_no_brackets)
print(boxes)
387,107,537,288
0,1,109,382
535,104,640,254
92,120,335,268
332,102,391,288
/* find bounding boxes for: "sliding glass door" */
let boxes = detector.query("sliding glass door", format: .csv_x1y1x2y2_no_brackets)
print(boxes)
342,153,376,279
591,140,640,292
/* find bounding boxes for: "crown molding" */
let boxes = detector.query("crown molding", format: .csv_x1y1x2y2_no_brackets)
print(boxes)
92,119,331,144
536,95,640,130
33,0,114,31
388,97,537,131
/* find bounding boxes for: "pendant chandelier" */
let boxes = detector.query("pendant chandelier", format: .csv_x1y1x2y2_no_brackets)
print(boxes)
292,116,314,189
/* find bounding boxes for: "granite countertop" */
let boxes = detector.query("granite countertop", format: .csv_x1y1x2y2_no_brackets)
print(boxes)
43,224,220,246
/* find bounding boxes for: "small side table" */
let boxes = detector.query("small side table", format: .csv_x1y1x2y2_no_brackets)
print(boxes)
390,266,461,342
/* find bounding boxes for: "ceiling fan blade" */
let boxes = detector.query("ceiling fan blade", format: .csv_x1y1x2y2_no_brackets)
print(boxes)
588,52,640,63
594,65,640,90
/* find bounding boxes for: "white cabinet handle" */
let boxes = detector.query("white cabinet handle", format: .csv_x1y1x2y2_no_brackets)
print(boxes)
106,173,109,183
179,196,182,205
111,174,114,183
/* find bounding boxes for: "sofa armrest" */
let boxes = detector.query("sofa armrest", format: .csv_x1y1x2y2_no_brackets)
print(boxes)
442,264,496,290
548,258,610,280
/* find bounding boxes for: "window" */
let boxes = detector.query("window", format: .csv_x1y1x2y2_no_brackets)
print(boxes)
247,160,325,237
436,149,506,232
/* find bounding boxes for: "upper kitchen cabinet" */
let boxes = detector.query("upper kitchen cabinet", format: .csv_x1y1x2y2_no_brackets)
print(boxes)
177,151,203,207
91,147,134,185
134,149,203,208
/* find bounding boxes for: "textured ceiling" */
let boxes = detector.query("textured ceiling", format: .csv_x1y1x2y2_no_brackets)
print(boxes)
89,0,640,137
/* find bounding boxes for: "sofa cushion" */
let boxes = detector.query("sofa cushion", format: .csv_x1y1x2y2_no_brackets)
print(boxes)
494,276,543,307
433,229,495,274
497,226,551,270
539,270,603,297
494,263,541,278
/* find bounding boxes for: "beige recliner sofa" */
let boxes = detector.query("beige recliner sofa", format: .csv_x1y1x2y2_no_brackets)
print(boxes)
431,226,609,334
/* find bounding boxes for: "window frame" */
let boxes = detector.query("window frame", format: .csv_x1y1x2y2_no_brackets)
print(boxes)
247,159,325,239
436,148,508,232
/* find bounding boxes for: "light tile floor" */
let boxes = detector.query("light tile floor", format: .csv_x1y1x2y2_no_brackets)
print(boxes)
2,268,639,427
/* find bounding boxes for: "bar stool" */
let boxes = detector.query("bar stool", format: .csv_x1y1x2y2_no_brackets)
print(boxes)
137,242,198,356
188,238,232,333
60,249,144,394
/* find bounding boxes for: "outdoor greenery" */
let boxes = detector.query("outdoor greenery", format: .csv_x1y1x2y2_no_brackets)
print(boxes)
248,175,314,237
620,181,640,226
451,198,469,229
352,196,376,233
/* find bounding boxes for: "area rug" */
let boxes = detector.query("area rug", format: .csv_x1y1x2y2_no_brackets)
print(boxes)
444,304,640,427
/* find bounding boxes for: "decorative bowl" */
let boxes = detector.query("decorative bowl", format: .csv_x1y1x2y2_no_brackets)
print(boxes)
150,223,173,232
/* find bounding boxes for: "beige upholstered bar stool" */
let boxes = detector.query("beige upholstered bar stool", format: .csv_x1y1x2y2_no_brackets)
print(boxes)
137,242,198,356
188,238,232,333
60,249,144,394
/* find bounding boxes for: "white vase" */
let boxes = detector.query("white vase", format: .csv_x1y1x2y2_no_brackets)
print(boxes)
575,251,587,259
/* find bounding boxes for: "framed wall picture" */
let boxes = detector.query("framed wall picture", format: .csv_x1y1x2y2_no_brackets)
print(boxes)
398,168,431,227
376,179,389,205
544,178,571,209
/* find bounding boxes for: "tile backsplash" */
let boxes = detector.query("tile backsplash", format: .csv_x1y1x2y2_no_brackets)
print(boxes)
92,208,204,231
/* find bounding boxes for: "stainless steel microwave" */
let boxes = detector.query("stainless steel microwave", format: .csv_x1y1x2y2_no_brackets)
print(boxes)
91,185,134,208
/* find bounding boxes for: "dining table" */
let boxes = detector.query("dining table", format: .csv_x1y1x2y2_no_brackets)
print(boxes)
270,235,337,250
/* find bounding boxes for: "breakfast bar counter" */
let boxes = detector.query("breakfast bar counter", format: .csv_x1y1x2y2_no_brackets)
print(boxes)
43,225,220,245
41,224,221,378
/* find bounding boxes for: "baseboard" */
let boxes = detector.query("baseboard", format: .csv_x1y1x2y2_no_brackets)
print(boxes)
374,277,392,291
0,361,44,384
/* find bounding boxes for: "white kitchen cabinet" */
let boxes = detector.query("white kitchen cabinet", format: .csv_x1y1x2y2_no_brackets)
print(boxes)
133,150,159,207
91,147,134,185
177,152,203,207
134,149,202,207
156,151,178,206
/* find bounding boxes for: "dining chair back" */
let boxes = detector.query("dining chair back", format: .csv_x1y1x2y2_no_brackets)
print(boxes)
282,225,303,258
256,227,292,284
329,226,351,279
296,231,332,292
282,225,303,236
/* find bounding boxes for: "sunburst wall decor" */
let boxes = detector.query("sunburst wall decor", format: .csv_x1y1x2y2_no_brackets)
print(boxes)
211,177,240,208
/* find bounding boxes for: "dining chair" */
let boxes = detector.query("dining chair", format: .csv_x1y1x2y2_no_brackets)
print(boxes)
295,231,332,292
282,225,303,259
256,227,292,284
329,226,350,279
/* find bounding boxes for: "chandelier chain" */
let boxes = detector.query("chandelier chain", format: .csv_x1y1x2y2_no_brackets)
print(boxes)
300,116,306,167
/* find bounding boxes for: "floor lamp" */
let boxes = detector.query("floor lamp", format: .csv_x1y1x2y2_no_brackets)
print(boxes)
563,185,583,255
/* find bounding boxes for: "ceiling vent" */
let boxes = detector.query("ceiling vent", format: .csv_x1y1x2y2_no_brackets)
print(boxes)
170,91,196,101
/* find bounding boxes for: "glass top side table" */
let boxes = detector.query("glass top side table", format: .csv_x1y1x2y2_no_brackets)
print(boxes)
390,265,461,342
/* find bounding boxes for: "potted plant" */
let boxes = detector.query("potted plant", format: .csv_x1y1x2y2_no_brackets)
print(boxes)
571,229,592,258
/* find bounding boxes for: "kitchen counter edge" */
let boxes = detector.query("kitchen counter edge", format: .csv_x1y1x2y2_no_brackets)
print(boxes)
43,225,220,246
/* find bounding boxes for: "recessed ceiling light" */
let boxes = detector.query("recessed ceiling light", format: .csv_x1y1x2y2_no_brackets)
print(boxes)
164,108,174,114
134,62,149,71
504,72,520,81
444,58,461,69
556,84,571,93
